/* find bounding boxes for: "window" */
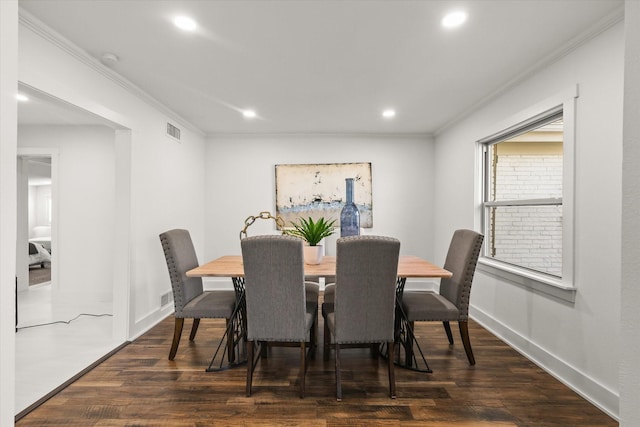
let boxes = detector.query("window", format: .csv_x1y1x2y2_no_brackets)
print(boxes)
483,113,563,277
477,87,577,301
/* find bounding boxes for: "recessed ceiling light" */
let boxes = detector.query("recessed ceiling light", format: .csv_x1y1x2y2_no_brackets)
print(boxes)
242,109,257,119
16,94,29,102
174,16,197,32
442,11,467,28
382,109,396,119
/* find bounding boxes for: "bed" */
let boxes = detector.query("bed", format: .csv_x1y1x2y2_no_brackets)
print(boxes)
30,225,52,253
29,241,51,268
29,236,51,253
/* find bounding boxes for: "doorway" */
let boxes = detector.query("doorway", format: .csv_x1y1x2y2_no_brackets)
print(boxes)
16,150,58,313
25,157,52,287
15,83,131,416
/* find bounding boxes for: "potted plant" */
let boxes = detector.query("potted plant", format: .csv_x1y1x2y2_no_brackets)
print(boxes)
286,217,336,264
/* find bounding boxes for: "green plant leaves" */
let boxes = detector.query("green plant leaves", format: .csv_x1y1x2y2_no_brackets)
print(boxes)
286,217,336,246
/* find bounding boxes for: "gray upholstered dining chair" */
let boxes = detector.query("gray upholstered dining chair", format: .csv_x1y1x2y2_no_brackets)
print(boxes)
241,234,319,398
401,229,484,365
323,235,400,400
159,229,237,361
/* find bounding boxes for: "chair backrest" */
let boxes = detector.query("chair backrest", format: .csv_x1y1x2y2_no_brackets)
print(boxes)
334,235,400,344
159,229,204,317
241,235,308,342
439,229,484,320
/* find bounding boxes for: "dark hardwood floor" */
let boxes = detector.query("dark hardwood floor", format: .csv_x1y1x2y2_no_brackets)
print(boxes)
17,295,617,426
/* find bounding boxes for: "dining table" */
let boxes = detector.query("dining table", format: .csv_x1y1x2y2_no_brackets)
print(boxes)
187,254,452,372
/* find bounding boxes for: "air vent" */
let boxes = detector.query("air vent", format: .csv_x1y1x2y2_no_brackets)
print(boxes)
161,291,173,307
166,122,181,142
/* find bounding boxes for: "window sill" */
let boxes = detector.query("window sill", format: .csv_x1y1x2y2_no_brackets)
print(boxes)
477,257,576,304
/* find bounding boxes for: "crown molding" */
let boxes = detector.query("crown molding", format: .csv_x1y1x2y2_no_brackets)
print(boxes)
206,132,434,140
18,8,205,137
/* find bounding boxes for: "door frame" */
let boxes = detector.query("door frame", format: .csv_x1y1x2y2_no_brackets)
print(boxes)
16,82,132,343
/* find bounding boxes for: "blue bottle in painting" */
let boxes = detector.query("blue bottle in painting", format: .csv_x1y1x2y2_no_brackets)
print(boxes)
340,178,360,237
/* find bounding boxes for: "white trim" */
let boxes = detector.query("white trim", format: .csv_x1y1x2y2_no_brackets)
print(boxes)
402,279,439,292
480,85,578,142
477,258,576,303
202,277,236,291
471,305,619,421
485,197,562,207
130,310,174,341
478,105,563,145
0,3,18,422
17,147,59,294
207,132,433,139
112,129,132,343
561,94,577,292
476,86,579,296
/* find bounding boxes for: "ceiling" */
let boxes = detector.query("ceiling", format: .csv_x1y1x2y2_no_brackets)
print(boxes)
18,0,623,135
18,84,115,127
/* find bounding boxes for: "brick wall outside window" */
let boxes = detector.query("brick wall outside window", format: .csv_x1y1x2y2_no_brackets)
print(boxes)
491,154,563,276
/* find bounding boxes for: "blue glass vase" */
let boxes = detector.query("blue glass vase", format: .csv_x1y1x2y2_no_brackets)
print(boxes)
340,178,360,237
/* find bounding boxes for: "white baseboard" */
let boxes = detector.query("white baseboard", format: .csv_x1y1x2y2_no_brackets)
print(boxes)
403,279,439,292
131,304,173,340
470,305,619,421
203,277,235,291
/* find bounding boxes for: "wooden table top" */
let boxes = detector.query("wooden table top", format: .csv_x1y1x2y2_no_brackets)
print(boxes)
187,255,452,279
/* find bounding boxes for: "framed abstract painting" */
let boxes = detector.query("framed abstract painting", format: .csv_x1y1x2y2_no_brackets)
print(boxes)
275,162,373,228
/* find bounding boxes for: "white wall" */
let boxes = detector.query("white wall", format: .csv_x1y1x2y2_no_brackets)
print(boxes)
18,125,116,301
620,2,640,425
15,159,29,292
204,134,435,288
30,184,52,233
4,5,634,427
434,21,624,418
18,17,207,337
0,2,18,424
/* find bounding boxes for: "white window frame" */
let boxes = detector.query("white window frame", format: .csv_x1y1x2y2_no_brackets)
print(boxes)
476,86,578,303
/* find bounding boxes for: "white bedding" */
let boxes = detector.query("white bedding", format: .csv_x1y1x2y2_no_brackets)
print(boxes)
29,236,51,253
28,241,51,267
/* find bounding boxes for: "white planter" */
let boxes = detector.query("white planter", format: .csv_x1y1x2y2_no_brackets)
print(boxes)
303,245,323,265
